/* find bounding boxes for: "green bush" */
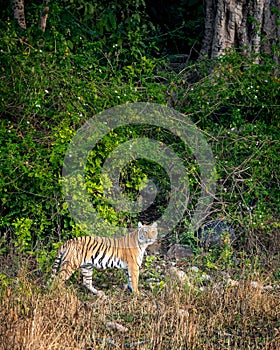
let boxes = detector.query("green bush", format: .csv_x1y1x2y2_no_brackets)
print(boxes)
0,5,279,267
0,18,166,257
167,51,279,252
169,51,279,127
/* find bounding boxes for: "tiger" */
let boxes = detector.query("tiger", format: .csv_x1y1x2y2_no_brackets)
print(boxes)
49,222,158,296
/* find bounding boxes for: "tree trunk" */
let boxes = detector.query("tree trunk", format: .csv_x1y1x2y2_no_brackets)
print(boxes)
12,0,50,32
38,0,50,32
200,0,280,63
12,0,26,29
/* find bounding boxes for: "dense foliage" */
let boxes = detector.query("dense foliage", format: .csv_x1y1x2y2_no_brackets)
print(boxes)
0,0,279,268
0,3,279,349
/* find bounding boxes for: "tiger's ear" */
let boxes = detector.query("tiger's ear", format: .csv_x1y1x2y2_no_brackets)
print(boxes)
151,222,157,228
138,222,143,228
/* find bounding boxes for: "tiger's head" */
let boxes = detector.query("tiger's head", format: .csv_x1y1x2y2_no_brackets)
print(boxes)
137,222,158,246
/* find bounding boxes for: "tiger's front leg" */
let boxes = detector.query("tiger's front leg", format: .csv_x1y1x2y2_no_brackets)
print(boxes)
126,265,139,294
80,266,106,297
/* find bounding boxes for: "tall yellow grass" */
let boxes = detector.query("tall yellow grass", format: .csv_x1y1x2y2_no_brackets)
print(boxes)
0,267,279,349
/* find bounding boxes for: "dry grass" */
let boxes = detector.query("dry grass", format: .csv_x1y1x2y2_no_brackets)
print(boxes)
0,262,279,350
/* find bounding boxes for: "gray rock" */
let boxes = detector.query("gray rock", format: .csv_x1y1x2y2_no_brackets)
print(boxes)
167,244,193,260
197,220,236,248
166,266,188,284
146,241,162,255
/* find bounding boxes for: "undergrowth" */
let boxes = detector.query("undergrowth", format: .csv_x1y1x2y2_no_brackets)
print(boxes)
0,256,279,350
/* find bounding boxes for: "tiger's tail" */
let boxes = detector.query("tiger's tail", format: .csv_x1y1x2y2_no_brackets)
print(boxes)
47,244,66,286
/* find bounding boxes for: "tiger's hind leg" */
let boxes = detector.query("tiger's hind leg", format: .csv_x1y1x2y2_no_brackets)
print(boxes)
51,261,76,286
80,266,106,297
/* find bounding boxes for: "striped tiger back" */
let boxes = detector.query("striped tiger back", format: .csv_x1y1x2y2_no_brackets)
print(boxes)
49,222,158,296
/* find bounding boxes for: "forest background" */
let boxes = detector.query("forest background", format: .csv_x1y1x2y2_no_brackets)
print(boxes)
0,1,279,349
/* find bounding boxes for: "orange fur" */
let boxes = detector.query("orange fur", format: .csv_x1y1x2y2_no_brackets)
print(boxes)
50,222,158,295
